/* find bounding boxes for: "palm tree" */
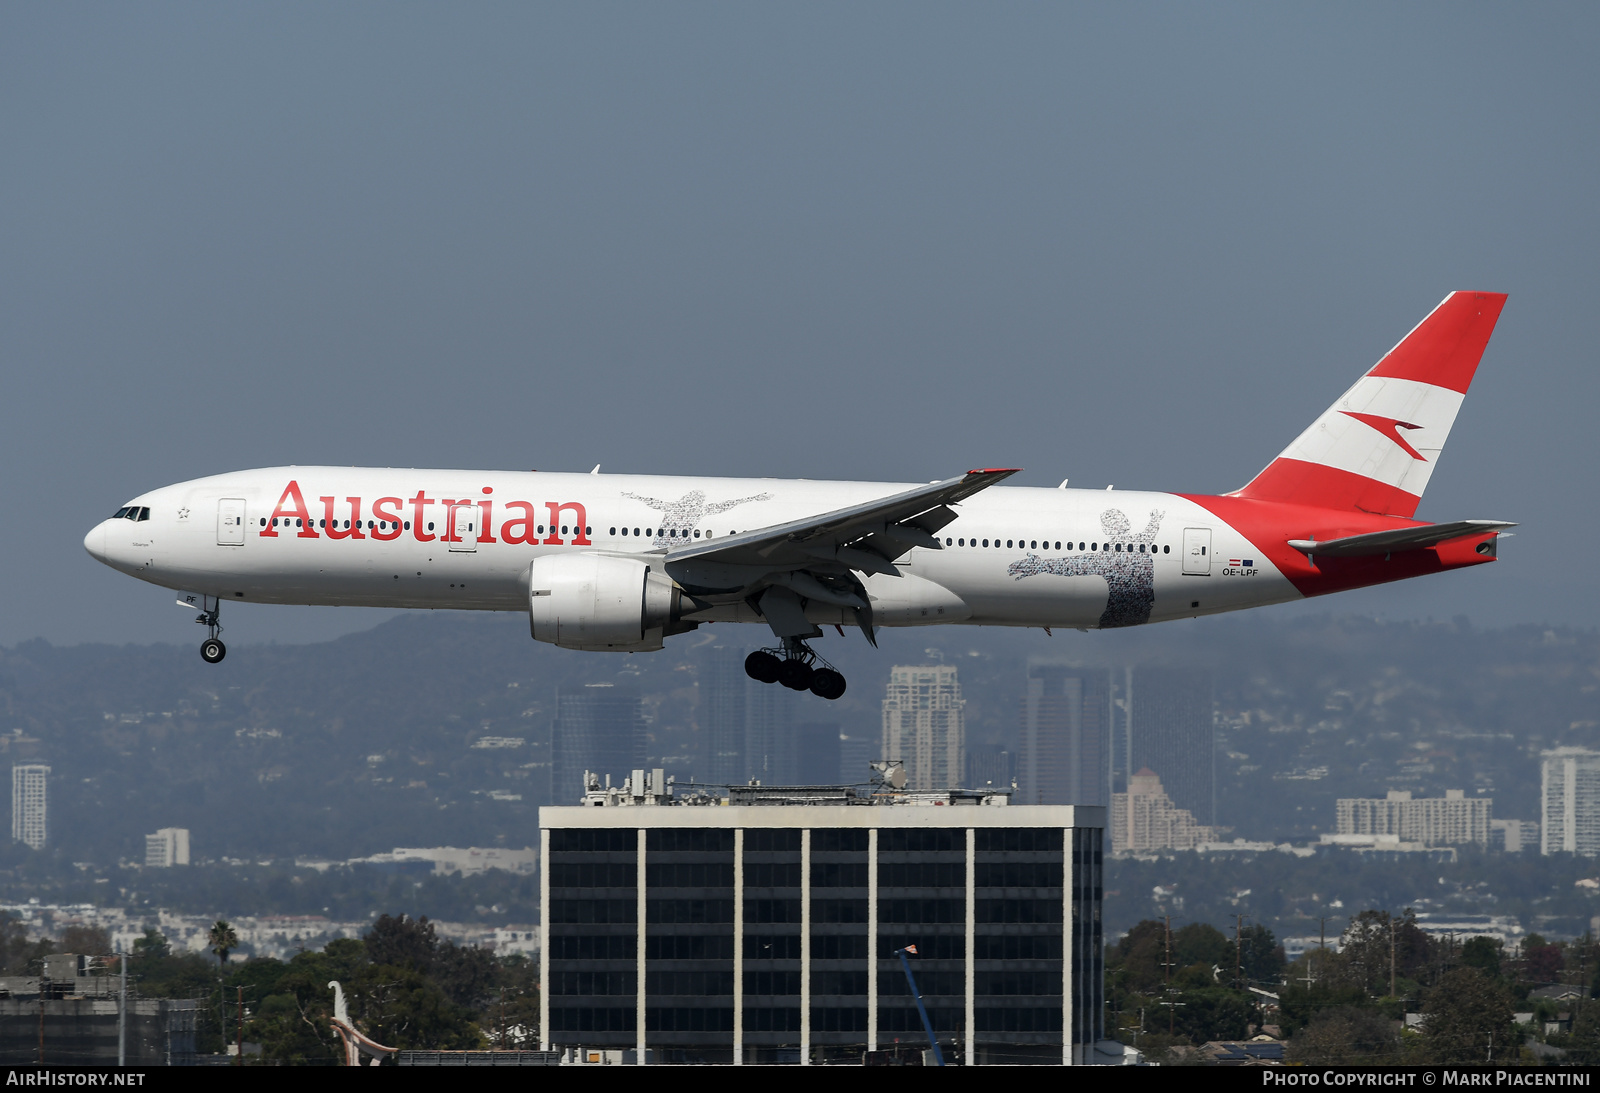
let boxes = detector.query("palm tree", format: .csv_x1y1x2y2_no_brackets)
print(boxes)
208,920,239,970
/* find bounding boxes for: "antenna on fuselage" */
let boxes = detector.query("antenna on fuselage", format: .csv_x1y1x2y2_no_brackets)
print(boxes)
1058,478,1069,489
590,465,601,475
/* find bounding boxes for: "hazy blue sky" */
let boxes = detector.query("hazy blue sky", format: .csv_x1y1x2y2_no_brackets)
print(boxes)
5,4,1596,647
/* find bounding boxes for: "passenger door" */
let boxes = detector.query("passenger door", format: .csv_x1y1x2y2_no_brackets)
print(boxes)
450,504,478,553
1182,527,1211,575
217,498,246,546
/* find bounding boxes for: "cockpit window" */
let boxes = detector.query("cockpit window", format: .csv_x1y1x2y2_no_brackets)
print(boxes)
112,506,148,521
137,507,150,521
113,507,131,519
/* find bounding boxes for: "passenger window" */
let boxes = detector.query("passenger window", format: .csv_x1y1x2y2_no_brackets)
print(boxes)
982,539,989,547
634,528,641,536
611,527,618,536
647,529,653,537
427,522,434,531
1054,541,1061,550
344,520,350,529
1091,542,1097,550
1030,540,1037,549
259,518,266,527
405,521,411,530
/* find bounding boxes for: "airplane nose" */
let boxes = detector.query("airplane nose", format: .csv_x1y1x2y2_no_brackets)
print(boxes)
84,522,108,563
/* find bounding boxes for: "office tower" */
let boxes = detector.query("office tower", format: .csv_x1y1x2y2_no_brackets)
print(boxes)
1542,748,1600,855
11,764,49,850
551,684,645,804
837,732,876,785
793,722,841,786
702,647,748,785
144,827,192,867
965,745,1014,791
745,678,797,784
1336,790,1491,846
1127,667,1215,826
541,781,1105,1065
1017,664,1111,806
881,665,965,792
1111,769,1215,852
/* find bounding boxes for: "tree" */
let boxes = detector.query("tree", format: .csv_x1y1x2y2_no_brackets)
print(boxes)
1289,1007,1403,1065
0,912,53,975
1419,967,1515,1064
209,920,240,970
1239,923,1286,985
1461,937,1501,977
132,928,170,961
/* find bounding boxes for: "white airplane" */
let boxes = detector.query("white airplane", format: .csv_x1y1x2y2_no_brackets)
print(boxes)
85,292,1514,700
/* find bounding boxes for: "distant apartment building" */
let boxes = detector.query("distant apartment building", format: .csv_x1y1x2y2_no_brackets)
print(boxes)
551,684,645,804
11,764,49,850
1017,664,1110,807
1542,748,1600,856
144,827,191,867
881,665,965,792
1111,769,1215,852
701,646,811,786
1491,818,1539,853
1335,790,1491,847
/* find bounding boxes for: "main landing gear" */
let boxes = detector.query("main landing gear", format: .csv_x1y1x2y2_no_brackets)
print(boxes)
745,638,846,701
184,594,226,664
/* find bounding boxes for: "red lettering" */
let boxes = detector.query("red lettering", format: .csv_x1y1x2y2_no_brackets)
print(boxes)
544,501,591,545
372,497,404,540
477,490,497,543
261,480,318,538
441,499,473,543
500,502,538,544
320,497,366,540
410,491,436,542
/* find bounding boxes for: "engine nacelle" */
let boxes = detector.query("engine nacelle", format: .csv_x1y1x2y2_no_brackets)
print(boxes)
528,554,691,651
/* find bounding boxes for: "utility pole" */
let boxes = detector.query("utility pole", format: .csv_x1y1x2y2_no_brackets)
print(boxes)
1389,919,1397,999
37,964,44,1065
118,948,127,1067
1234,914,1248,989
235,987,244,1066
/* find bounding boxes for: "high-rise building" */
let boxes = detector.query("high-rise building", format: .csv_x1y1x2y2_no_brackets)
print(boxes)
1126,668,1215,826
1336,790,1491,846
1542,748,1600,856
965,745,1014,792
881,666,965,792
1017,664,1111,806
11,764,49,850
1110,769,1214,852
745,678,797,785
702,647,748,786
552,684,645,804
145,827,192,867
540,774,1106,1065
793,723,841,786
838,732,876,786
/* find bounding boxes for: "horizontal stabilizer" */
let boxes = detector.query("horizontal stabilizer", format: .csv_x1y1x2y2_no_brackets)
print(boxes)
1288,520,1516,558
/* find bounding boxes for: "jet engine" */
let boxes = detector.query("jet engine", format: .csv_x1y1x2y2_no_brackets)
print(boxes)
528,554,697,651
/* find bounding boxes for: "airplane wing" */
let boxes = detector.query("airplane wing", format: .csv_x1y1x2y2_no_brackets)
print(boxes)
667,467,1020,572
663,468,1020,640
1288,519,1516,558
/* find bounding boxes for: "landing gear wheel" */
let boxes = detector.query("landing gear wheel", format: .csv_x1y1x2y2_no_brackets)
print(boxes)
745,650,782,684
200,638,226,664
778,659,814,691
809,668,846,701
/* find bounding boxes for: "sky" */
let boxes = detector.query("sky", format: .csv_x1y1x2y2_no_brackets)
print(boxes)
4,3,1597,648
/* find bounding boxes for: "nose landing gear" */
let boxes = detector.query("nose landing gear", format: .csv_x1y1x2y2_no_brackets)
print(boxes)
743,638,846,700
180,594,226,664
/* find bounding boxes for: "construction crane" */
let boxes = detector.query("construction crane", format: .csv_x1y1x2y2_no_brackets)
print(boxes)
893,945,945,1066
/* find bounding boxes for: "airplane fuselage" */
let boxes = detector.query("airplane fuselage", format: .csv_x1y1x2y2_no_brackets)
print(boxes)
83,466,1490,631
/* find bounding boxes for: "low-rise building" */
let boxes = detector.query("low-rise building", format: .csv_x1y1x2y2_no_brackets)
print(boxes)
1335,790,1491,847
144,828,190,868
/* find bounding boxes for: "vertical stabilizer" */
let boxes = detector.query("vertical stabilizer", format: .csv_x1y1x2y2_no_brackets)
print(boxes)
1233,291,1507,517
